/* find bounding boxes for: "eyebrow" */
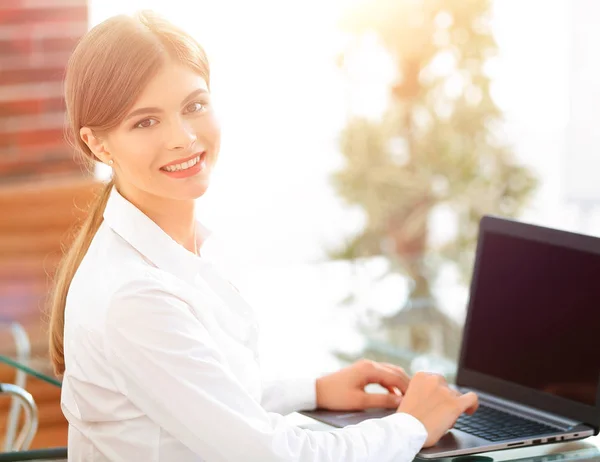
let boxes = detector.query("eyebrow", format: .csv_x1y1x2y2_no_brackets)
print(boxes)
123,88,208,122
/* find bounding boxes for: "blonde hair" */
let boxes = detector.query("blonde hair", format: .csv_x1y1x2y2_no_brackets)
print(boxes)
48,11,210,377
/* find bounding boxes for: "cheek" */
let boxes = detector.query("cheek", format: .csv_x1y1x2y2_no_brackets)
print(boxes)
196,114,221,147
112,132,162,172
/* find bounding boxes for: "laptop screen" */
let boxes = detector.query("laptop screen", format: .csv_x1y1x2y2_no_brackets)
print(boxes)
463,231,600,407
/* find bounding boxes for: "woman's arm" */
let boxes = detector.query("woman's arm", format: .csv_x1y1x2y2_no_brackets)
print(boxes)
104,279,427,462
261,377,317,415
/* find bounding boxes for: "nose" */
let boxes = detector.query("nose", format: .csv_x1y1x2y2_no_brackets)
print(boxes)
166,117,197,151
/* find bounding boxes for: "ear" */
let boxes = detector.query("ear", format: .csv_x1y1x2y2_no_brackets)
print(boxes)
80,127,110,163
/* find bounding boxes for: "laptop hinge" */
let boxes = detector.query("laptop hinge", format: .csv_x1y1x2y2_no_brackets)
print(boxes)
460,387,582,430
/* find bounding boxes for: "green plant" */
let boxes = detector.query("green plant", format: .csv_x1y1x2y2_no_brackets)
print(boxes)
329,0,537,301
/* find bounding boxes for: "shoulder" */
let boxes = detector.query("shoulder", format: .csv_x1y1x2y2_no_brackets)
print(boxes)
107,271,194,325
76,220,180,295
69,224,186,323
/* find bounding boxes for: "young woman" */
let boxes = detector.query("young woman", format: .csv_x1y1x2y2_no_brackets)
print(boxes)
48,11,478,461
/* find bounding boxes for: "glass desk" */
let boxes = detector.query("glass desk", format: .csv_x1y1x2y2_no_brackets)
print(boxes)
0,351,598,461
0,354,60,389
0,318,64,458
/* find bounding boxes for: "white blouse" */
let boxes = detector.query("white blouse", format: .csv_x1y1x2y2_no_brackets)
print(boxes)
61,187,427,461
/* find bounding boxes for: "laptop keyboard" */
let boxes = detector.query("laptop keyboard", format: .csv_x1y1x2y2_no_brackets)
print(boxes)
454,405,560,442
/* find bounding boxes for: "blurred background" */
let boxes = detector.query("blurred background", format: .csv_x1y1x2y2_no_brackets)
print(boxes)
0,0,599,451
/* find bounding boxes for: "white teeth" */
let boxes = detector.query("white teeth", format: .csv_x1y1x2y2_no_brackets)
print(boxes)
163,156,200,172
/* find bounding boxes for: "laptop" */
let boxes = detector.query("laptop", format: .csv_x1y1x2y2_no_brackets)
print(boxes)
302,215,600,459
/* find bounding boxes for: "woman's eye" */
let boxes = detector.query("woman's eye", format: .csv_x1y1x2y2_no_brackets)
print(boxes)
134,118,157,129
185,101,206,114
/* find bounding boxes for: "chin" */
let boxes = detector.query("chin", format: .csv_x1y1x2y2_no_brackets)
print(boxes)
178,179,211,201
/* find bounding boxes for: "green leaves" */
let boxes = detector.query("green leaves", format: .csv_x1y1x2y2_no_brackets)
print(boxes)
330,0,537,285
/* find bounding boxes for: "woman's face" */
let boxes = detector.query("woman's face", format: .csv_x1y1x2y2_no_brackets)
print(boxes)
85,61,220,203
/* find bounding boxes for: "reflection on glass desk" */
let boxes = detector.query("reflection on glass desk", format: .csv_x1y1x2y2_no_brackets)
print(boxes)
0,320,62,388
0,354,61,388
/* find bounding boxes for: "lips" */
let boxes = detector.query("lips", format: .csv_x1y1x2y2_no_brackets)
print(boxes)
160,152,205,170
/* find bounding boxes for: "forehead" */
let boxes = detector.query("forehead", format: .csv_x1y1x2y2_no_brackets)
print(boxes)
134,63,209,107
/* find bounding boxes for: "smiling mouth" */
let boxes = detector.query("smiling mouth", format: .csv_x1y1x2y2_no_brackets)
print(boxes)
160,152,205,172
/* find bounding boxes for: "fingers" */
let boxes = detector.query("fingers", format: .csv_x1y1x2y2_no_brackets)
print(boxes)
457,391,479,415
360,391,403,409
385,386,402,396
360,360,411,394
381,362,410,378
398,372,481,447
423,374,478,415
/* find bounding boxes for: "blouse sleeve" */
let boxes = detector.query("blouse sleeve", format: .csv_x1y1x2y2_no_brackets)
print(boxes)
261,377,317,415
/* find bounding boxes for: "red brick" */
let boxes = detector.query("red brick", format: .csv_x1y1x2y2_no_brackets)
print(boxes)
0,0,87,9
0,139,64,157
0,7,87,26
0,161,83,181
0,66,65,85
0,148,75,170
38,35,80,53
0,1,24,9
0,128,64,149
0,100,43,117
0,82,63,103
18,128,65,147
0,97,64,116
44,97,65,112
0,2,87,181
0,35,80,55
0,131,16,149
0,112,65,135
0,37,32,54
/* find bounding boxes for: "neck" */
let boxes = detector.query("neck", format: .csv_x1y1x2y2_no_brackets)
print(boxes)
118,185,199,255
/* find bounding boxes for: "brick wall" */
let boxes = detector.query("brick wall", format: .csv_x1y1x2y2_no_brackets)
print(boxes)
0,0,89,183
0,1,93,450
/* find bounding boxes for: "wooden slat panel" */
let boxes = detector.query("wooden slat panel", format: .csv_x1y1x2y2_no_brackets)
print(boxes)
0,176,101,201
0,177,101,450
0,234,75,257
0,254,60,279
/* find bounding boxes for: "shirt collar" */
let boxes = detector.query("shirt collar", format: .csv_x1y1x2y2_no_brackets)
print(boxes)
103,186,212,285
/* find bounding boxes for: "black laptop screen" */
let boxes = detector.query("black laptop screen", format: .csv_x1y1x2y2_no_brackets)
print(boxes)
463,231,600,407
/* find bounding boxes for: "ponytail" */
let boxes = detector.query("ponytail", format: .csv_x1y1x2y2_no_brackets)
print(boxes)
48,179,114,377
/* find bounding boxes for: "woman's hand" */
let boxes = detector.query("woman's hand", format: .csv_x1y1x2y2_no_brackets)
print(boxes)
315,359,410,411
399,372,479,447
